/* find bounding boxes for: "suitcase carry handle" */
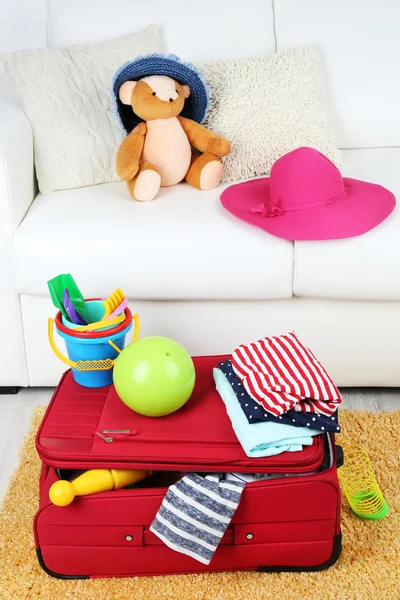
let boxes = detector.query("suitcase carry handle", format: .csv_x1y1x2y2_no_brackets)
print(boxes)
47,316,140,371
335,445,344,469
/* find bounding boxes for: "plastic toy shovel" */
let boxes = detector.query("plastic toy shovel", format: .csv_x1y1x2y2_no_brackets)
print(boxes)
63,288,87,325
48,274,86,317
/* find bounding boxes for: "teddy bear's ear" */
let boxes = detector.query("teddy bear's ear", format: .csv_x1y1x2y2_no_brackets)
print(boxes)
119,81,137,105
181,85,191,99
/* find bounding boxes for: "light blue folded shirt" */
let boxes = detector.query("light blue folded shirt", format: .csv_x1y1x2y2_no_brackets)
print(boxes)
213,368,321,458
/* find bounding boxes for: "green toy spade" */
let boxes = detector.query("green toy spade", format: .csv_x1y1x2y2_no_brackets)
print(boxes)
47,274,85,319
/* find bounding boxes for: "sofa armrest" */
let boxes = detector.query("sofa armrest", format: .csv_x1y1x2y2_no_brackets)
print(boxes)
0,70,33,385
0,81,36,235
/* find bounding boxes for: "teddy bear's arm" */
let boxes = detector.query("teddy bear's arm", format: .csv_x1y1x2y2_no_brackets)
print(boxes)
178,117,230,157
116,122,147,181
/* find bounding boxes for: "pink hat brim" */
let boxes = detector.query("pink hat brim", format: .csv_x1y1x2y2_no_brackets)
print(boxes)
220,177,396,241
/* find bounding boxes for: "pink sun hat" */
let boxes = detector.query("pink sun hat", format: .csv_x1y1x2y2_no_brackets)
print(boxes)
220,147,396,241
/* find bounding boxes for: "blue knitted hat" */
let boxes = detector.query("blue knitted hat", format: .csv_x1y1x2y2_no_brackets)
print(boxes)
112,53,211,134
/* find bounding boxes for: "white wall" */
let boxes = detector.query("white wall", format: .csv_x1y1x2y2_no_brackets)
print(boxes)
0,0,47,53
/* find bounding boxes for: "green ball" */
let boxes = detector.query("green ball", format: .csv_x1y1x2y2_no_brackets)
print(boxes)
113,336,196,417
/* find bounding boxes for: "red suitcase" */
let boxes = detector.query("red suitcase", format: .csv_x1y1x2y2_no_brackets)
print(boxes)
34,355,342,579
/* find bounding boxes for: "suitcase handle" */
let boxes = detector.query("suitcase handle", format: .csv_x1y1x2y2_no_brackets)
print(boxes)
335,445,344,469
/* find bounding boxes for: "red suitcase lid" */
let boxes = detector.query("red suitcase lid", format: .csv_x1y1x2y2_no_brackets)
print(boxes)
36,355,324,473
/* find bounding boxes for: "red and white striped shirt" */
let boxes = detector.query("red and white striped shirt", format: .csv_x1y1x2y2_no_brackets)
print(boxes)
232,332,341,417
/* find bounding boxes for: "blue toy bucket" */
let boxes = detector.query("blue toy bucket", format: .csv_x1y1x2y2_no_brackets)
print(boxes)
49,304,139,388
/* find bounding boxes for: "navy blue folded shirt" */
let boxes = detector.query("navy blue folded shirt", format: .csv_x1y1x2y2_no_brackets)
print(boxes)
218,360,340,433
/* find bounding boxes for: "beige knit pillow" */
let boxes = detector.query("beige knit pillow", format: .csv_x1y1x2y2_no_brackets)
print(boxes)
3,25,164,194
199,46,340,182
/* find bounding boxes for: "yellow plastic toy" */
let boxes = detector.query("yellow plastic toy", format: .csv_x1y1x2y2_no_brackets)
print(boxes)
74,314,125,332
102,288,125,319
338,444,389,520
49,468,151,506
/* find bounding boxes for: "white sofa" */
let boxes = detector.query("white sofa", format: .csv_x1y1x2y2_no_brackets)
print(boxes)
1,0,399,388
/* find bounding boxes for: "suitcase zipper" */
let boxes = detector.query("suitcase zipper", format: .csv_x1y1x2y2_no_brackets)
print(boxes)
95,430,138,443
39,433,328,472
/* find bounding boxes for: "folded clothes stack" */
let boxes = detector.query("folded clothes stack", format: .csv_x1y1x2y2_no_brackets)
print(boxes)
213,331,341,458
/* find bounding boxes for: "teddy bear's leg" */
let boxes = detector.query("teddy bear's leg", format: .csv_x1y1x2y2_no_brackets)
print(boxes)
127,162,161,202
185,152,223,191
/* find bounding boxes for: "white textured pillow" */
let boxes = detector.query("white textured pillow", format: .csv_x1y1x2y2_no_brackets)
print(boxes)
199,46,341,182
3,25,164,194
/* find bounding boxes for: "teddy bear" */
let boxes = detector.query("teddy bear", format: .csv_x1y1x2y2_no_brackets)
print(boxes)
112,54,231,202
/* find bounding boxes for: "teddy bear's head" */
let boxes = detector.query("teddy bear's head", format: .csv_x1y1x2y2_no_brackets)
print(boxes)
119,75,191,121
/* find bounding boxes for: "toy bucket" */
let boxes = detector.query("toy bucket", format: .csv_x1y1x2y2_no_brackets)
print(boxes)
48,303,139,388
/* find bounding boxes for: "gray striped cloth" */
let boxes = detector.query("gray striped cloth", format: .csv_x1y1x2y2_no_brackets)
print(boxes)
150,473,245,564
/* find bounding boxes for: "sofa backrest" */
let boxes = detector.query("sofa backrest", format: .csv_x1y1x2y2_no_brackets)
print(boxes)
47,0,400,149
47,0,276,60
274,0,400,149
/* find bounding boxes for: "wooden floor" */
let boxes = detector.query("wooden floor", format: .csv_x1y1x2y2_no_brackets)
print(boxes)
0,387,399,502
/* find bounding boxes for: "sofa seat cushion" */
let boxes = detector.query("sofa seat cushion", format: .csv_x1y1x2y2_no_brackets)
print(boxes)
294,148,400,301
13,181,293,301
